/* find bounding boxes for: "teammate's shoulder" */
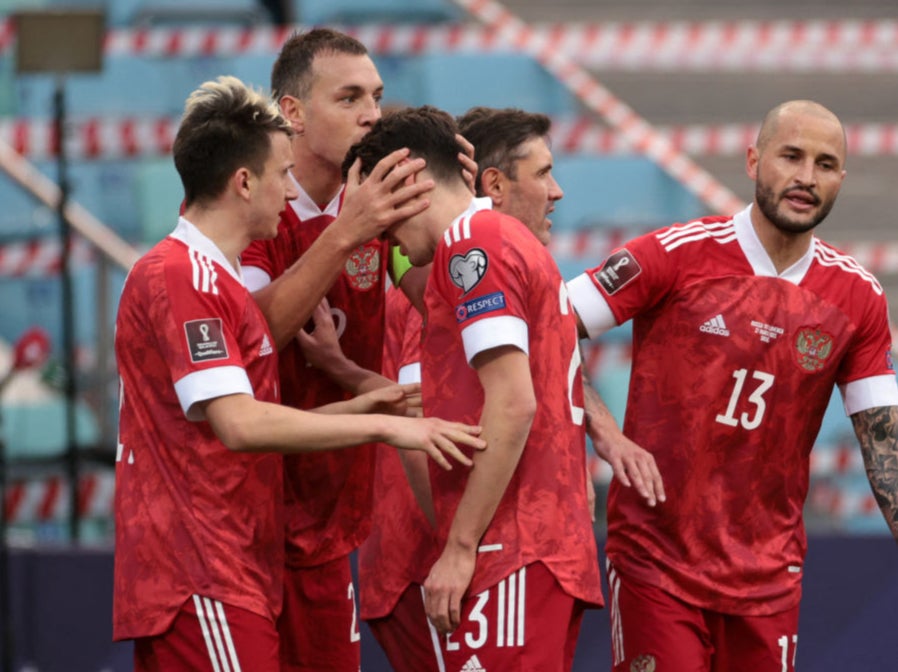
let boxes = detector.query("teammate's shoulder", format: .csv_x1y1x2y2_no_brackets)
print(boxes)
813,238,884,296
653,214,738,253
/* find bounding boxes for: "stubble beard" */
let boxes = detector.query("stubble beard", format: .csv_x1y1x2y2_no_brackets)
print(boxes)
754,180,836,236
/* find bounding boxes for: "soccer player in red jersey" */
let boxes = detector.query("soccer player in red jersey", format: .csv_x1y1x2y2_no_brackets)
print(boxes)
112,76,484,672
567,100,898,671
297,107,662,671
236,29,431,672
344,106,605,671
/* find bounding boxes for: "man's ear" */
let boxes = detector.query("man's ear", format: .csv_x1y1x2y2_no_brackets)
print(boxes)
278,95,304,134
481,166,506,206
746,145,759,181
233,167,253,200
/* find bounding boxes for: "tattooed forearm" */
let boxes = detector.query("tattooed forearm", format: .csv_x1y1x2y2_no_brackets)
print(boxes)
851,405,898,541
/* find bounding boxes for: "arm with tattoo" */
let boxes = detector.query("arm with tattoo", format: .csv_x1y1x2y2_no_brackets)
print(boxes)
851,405,898,541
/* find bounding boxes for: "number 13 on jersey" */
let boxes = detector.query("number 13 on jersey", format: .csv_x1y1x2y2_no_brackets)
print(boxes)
716,368,776,430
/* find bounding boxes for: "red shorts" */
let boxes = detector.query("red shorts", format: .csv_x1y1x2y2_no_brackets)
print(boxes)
133,595,278,672
433,562,585,672
278,555,360,672
366,583,442,672
608,562,800,672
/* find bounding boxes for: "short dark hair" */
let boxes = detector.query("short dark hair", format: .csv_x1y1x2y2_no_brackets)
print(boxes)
271,28,369,101
457,107,552,196
342,105,464,184
173,75,292,207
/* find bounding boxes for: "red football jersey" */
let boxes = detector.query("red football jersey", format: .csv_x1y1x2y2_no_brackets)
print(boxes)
113,218,283,640
241,183,388,566
423,200,603,605
568,206,898,615
358,286,436,620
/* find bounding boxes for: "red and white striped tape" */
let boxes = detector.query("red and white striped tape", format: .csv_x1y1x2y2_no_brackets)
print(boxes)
0,237,93,277
4,470,115,524
808,481,881,520
1,20,896,71
810,443,865,477
4,116,898,162
457,0,746,215
0,117,177,161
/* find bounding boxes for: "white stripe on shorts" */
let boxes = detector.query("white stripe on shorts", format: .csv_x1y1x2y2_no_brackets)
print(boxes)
192,594,242,672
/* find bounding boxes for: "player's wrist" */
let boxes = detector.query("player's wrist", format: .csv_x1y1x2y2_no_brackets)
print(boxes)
445,533,479,555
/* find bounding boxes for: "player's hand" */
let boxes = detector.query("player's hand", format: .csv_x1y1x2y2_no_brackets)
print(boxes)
591,431,665,507
352,382,423,418
338,149,434,247
296,298,343,372
424,544,477,634
384,416,485,471
455,133,478,195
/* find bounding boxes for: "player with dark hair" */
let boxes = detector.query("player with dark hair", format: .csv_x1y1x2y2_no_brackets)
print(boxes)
567,99,898,671
112,77,484,672
345,105,604,671
237,28,433,671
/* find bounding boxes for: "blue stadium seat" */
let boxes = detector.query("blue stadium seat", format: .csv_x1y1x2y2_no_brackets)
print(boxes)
128,0,268,27
0,56,16,116
0,266,107,348
0,175,56,240
294,0,461,24
2,392,101,459
226,54,278,93
135,158,183,245
814,388,854,447
394,53,576,117
15,55,238,117
551,155,708,232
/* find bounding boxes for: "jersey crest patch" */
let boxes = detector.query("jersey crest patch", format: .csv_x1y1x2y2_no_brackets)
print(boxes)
184,318,229,363
449,248,488,293
794,327,834,372
455,291,506,323
592,248,641,295
345,243,380,291
630,655,656,672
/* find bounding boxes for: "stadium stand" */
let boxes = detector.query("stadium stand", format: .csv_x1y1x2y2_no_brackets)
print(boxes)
0,0,890,542
0,0,896,667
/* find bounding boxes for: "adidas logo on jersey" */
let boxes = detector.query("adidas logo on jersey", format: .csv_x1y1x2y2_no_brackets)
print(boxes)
460,654,486,672
699,314,730,337
259,334,273,357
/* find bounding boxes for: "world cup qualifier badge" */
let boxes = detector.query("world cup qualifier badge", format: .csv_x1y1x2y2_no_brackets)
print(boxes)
794,327,834,373
345,243,381,291
592,248,641,296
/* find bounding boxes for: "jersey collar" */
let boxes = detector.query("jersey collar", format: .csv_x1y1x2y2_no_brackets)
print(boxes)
171,217,245,285
287,172,343,221
734,204,816,285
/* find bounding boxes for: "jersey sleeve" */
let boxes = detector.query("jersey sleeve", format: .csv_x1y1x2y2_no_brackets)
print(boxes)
156,259,253,421
433,216,530,364
839,289,898,414
240,237,277,279
568,228,679,339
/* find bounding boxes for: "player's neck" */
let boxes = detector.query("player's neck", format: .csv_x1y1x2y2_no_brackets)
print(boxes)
183,203,246,271
750,208,814,275
430,187,476,241
291,156,342,209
